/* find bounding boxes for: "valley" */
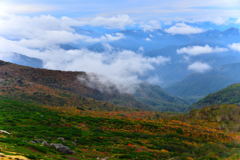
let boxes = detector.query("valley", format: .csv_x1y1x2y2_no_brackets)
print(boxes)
1,2,240,159
1,61,240,159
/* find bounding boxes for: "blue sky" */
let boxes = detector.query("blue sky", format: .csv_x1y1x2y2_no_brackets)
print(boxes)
1,0,240,21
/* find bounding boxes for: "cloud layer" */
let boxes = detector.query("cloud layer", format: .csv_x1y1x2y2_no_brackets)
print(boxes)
0,14,170,93
177,45,228,56
165,23,205,35
140,20,161,32
229,43,240,52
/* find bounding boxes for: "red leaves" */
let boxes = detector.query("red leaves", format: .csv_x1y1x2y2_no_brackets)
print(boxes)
127,143,134,147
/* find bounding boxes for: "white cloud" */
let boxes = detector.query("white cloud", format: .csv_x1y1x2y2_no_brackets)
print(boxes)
145,37,151,41
0,37,170,93
18,32,125,48
81,15,134,29
188,62,212,73
73,50,169,93
0,2,55,15
229,43,240,52
103,33,125,41
0,14,126,49
52,15,133,30
138,46,144,53
0,14,170,94
209,17,227,25
165,23,205,35
236,18,240,24
177,45,228,56
141,20,161,32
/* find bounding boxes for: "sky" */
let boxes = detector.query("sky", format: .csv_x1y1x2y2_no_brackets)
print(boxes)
0,0,240,93
1,0,240,21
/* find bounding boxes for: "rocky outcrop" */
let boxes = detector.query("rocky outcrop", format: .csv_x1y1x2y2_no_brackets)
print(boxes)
30,139,74,154
50,143,74,154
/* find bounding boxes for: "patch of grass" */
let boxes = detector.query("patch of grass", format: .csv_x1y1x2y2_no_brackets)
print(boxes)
0,97,239,159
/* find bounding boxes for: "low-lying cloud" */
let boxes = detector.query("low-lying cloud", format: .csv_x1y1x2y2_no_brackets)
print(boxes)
82,15,134,29
0,14,126,47
165,23,205,35
177,45,228,56
229,43,240,52
188,61,212,73
141,20,161,32
0,14,170,94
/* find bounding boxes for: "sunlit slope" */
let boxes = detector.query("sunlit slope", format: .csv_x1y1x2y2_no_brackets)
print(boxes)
0,98,240,160
192,83,240,109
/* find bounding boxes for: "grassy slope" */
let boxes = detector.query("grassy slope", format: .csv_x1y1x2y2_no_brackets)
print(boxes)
192,84,240,109
186,104,240,132
0,98,240,160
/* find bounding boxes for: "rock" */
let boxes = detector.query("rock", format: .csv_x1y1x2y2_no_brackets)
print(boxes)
97,157,109,160
17,79,24,86
0,130,11,135
30,139,49,146
41,140,50,146
30,139,44,144
50,143,74,154
72,141,77,146
30,140,37,144
57,137,65,142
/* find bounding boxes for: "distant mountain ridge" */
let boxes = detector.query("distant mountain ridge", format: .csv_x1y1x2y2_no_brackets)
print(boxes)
166,63,240,103
3,27,240,106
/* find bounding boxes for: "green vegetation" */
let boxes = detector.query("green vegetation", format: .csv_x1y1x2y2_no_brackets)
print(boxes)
2,60,240,159
186,104,240,132
192,83,240,108
134,83,189,112
0,97,240,159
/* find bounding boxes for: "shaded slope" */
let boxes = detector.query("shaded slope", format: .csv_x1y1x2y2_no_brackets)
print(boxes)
134,83,189,112
166,63,240,103
166,71,231,103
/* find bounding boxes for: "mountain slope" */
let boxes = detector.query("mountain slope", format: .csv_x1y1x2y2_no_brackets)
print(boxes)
134,83,189,112
166,71,231,103
0,60,188,112
0,60,147,111
0,98,240,160
192,83,240,109
166,63,240,103
186,104,240,132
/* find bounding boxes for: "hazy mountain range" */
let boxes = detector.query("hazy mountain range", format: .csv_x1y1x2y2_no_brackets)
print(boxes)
5,26,240,103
